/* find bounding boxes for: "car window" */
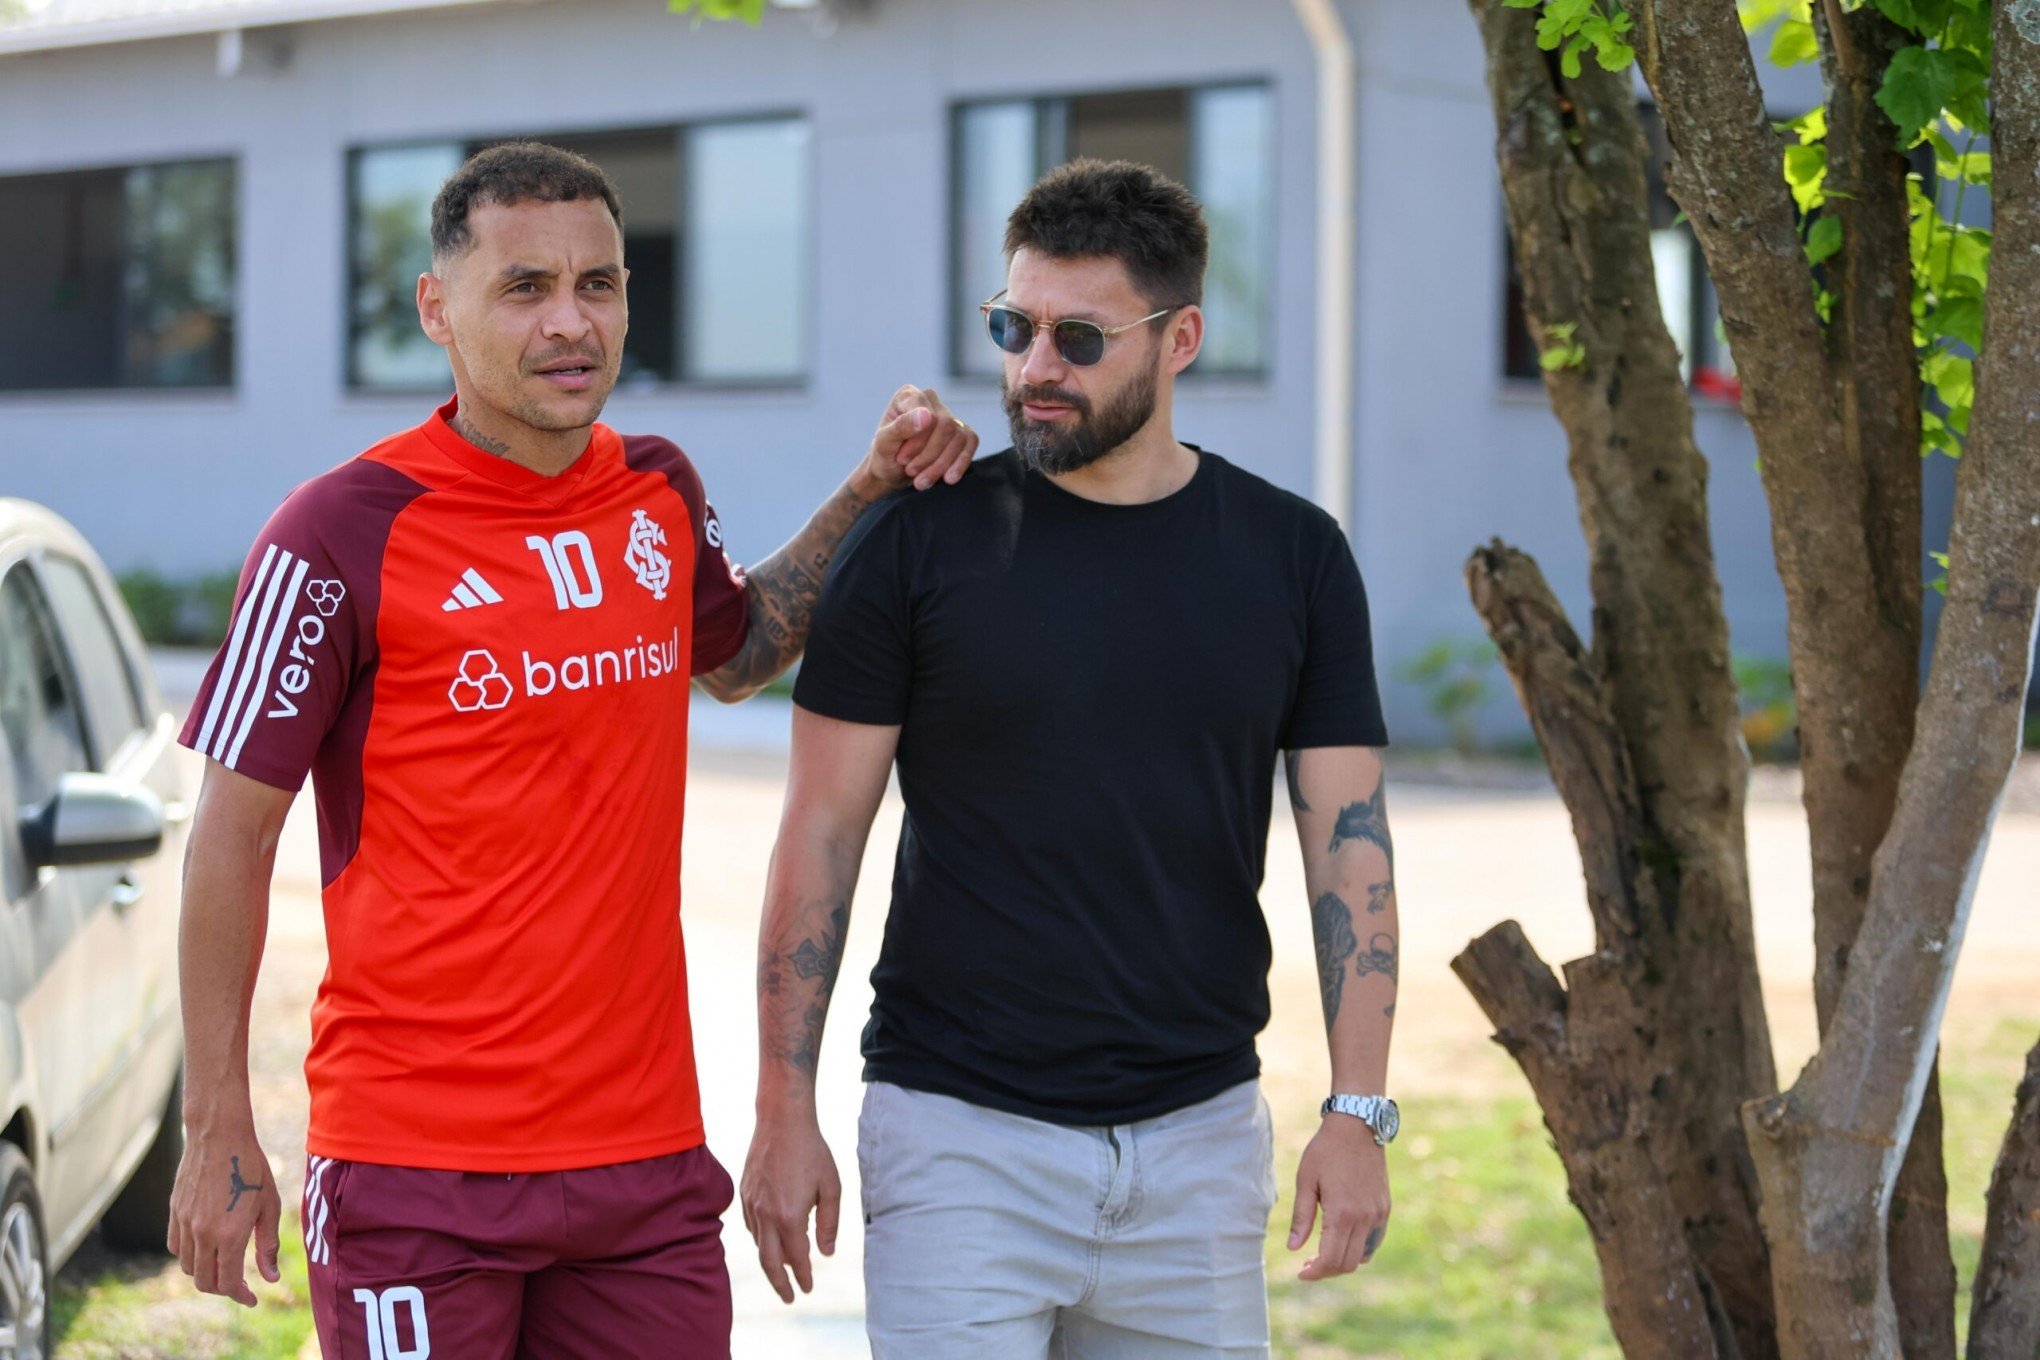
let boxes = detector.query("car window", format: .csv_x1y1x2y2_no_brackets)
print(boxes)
40,553,147,765
0,564,90,807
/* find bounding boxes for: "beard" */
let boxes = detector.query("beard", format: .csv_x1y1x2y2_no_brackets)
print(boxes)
1002,359,1160,476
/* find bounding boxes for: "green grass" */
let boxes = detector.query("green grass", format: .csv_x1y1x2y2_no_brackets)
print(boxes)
49,1020,2038,1358
1269,1096,1621,1360
53,1210,315,1360
1268,1017,2039,1360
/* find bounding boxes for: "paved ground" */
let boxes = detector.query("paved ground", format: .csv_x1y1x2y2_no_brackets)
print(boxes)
80,669,2040,1357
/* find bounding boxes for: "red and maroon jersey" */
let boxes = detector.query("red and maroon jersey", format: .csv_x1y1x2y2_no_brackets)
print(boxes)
180,398,749,1172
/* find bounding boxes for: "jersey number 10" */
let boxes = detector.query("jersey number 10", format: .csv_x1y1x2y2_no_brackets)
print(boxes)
526,531,605,611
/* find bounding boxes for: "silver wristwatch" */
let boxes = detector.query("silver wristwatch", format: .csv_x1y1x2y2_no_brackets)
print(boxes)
1321,1094,1400,1146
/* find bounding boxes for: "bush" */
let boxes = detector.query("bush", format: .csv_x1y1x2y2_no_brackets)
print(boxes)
116,567,241,649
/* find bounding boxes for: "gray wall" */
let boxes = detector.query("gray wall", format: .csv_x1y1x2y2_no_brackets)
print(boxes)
0,0,1795,743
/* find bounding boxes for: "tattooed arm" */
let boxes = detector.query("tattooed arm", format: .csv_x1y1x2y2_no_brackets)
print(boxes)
168,762,290,1307
741,708,901,1304
1282,745,1398,1281
695,387,976,703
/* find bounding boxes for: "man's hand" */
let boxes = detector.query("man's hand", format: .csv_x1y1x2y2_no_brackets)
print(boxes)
863,384,977,493
741,1109,843,1304
1287,1113,1391,1280
168,1127,282,1306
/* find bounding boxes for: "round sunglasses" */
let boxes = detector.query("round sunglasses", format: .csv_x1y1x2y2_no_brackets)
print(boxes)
979,289,1181,367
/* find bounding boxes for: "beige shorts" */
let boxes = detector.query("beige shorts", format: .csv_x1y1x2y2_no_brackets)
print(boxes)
858,1078,1277,1360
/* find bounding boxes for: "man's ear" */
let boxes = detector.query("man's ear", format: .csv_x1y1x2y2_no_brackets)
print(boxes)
1166,304,1205,377
417,269,452,347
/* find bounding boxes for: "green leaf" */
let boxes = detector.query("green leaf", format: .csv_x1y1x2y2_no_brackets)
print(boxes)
1769,17,1819,65
1561,36,1586,78
668,0,766,22
1502,0,1541,8
1927,295,1984,348
1783,143,1829,213
1878,46,1964,146
1785,107,1827,143
1805,214,1843,265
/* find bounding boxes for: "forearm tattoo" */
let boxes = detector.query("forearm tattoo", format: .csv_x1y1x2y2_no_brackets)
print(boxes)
1330,785,1394,869
1312,891,1358,1028
761,900,850,1078
1284,751,1312,814
699,481,874,700
1312,890,1399,1032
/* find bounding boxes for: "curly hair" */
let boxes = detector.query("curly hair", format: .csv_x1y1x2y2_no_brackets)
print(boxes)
430,141,624,262
1003,158,1208,308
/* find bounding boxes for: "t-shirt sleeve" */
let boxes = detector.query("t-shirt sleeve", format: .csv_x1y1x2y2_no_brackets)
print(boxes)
688,491,750,677
1281,519,1390,751
791,500,913,726
178,486,373,792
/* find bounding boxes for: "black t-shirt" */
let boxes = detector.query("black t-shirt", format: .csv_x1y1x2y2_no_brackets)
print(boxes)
794,448,1388,1125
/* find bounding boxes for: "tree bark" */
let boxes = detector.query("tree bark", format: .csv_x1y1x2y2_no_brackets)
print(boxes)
1810,7,1951,1344
1970,1036,2040,1357
1454,925,1724,1360
1742,8,2040,1345
1465,5,1778,1349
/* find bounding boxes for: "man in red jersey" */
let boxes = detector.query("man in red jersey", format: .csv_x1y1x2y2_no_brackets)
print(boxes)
165,142,975,1360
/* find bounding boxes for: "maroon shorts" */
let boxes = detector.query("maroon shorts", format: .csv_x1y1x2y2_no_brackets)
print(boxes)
303,1145,735,1360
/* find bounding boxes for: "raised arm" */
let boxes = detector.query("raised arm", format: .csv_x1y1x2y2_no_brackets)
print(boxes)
1282,744,1397,1280
740,707,902,1304
168,760,294,1306
695,389,974,703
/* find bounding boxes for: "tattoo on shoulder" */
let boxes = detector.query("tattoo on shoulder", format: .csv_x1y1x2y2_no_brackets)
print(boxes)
1284,752,1312,814
1312,891,1359,1028
1331,786,1394,867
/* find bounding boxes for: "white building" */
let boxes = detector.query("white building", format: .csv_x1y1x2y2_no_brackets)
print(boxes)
1,0,1862,741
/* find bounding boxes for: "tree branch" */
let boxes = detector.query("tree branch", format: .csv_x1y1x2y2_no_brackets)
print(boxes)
1969,1035,2040,1357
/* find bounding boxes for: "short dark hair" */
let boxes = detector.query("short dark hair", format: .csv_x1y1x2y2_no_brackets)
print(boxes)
1003,159,1208,308
430,141,624,262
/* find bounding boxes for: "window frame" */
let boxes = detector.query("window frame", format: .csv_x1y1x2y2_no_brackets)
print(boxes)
0,153,239,397
946,77,1278,384
342,110,815,395
34,550,150,772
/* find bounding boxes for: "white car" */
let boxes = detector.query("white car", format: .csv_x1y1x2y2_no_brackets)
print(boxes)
0,499,187,1360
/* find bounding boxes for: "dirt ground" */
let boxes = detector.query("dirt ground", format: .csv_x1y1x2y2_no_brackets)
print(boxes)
60,712,2040,1358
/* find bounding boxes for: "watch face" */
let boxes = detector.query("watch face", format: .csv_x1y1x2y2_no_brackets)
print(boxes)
1378,1100,1400,1141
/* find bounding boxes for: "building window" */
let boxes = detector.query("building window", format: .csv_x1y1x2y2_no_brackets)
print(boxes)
0,159,236,393
348,118,810,391
951,83,1275,379
1501,105,1738,401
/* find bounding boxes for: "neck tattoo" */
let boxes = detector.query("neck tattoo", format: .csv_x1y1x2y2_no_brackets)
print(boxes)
451,411,513,458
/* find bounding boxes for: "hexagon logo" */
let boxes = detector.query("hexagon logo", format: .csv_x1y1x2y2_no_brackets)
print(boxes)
449,648,513,713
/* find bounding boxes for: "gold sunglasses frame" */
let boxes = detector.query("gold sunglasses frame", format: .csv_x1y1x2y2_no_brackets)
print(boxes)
978,289,1180,366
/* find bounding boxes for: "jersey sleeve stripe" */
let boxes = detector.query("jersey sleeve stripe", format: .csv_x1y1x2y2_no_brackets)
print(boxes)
208,550,301,766
224,557,310,769
194,542,285,757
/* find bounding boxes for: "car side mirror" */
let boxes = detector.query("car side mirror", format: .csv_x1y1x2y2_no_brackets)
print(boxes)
20,773,166,870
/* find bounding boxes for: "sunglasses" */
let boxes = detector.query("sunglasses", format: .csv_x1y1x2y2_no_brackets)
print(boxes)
979,289,1180,367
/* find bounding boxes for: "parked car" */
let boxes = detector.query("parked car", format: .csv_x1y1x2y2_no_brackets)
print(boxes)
0,499,187,1359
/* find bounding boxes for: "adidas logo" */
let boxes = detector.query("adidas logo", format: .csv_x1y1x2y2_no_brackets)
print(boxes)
442,568,505,612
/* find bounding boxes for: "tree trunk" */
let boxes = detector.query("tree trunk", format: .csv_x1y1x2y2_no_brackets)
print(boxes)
1741,6,2040,1343
1811,6,1951,1343
1970,1036,2040,1356
1464,3,1778,1350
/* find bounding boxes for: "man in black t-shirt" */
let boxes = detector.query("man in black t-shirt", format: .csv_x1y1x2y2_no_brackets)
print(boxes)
740,160,1401,1359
